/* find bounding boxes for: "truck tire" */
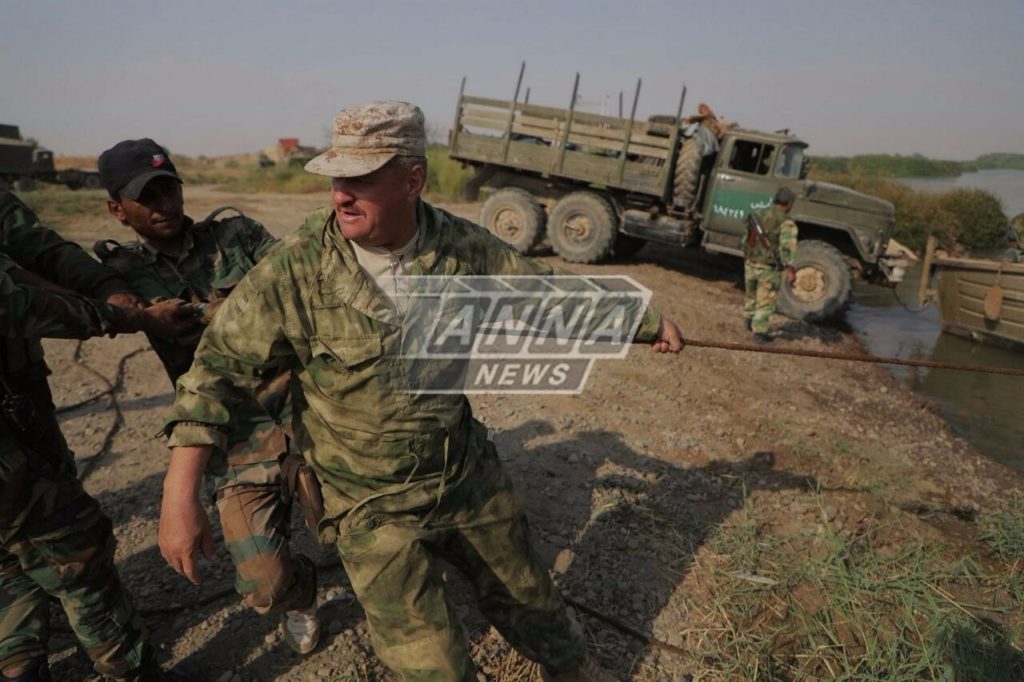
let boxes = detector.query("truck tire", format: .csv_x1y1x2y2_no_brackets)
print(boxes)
479,188,546,254
547,192,617,264
13,176,35,192
672,138,702,208
83,174,102,190
777,239,852,321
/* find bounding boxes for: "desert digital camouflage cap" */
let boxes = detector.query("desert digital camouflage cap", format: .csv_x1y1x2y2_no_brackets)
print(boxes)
305,101,426,178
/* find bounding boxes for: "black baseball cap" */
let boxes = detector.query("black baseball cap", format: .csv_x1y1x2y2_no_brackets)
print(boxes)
98,138,181,200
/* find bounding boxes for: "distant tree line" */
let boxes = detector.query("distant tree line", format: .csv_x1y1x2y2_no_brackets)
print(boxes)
812,152,1024,178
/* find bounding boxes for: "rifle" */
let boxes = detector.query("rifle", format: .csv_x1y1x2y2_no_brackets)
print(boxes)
745,212,784,269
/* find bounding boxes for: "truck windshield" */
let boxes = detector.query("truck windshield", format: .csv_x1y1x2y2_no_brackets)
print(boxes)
776,145,805,178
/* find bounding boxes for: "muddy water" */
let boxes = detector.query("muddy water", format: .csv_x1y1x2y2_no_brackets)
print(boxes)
848,265,1024,472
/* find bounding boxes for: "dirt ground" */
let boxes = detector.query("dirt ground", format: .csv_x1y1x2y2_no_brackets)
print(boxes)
35,187,1018,681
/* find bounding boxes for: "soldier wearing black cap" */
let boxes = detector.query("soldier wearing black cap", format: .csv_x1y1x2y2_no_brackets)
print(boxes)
742,187,799,343
94,139,321,656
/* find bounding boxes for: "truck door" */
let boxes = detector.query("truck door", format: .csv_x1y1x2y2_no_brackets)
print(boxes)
702,138,776,253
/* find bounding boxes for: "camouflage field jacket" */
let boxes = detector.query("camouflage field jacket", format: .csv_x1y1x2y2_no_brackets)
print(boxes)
167,200,662,522
0,191,133,387
743,205,798,268
95,208,278,384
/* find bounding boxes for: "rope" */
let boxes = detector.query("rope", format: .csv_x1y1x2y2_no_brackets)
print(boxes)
681,336,1024,377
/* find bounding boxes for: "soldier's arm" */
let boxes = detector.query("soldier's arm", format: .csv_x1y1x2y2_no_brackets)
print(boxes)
0,193,136,301
0,261,199,339
779,220,799,266
471,225,674,347
162,265,294,584
166,265,294,451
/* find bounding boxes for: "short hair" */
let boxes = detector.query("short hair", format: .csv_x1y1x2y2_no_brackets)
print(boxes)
773,187,797,205
392,154,428,176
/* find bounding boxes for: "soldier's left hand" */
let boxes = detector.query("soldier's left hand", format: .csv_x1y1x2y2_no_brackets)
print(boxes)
651,316,685,353
106,292,146,310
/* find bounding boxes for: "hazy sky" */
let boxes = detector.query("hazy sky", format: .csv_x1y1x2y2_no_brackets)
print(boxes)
2,0,1021,160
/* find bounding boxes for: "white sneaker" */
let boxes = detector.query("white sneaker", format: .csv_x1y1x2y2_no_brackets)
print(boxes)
282,604,320,655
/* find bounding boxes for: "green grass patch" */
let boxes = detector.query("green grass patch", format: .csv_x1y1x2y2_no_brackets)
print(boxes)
693,496,1024,680
219,166,328,194
980,491,1024,562
21,189,109,218
811,171,1009,253
426,144,472,200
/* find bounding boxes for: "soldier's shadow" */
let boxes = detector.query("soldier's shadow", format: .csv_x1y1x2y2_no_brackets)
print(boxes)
496,420,817,675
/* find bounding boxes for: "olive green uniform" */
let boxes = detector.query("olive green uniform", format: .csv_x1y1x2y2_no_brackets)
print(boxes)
0,191,158,679
95,208,314,615
743,205,798,334
167,201,662,680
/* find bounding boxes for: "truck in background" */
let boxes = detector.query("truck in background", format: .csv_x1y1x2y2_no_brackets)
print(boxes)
0,124,103,192
448,68,907,320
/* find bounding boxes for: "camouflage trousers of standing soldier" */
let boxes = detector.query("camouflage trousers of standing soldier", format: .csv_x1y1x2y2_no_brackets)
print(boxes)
744,262,782,334
334,443,587,682
0,379,155,678
208,411,316,615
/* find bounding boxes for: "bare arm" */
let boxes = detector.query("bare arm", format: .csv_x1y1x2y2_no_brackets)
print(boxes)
159,445,216,584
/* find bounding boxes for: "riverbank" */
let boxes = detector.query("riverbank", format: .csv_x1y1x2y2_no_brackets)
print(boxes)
35,187,1024,680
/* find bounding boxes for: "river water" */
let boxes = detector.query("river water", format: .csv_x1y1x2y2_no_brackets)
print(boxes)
847,169,1024,473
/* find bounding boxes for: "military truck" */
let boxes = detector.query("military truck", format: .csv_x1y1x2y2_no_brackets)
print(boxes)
0,124,103,191
449,73,906,320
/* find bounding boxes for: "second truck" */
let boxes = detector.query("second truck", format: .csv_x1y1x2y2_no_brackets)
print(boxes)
449,72,907,320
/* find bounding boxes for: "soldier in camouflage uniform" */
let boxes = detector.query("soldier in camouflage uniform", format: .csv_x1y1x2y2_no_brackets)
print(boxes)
0,191,200,682
742,187,799,344
158,102,685,682
92,140,320,654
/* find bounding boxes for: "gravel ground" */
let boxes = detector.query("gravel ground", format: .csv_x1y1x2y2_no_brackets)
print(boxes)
36,190,1018,680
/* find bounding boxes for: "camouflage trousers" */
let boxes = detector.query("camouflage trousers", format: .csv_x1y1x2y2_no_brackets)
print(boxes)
209,412,315,615
0,379,154,678
335,444,586,681
744,262,782,334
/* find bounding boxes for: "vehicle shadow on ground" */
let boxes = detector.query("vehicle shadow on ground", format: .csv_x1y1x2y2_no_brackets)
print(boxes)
495,420,816,677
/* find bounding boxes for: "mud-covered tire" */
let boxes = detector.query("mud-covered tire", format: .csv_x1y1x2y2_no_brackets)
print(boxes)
13,176,35,192
613,234,646,259
83,174,102,190
479,188,546,254
672,138,702,208
777,239,852,321
547,192,617,264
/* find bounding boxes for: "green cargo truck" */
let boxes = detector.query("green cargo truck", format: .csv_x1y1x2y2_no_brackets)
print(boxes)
0,124,102,192
449,72,907,320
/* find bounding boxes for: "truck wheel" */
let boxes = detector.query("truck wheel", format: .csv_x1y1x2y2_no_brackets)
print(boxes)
13,176,35,192
777,240,852,320
672,138,702,208
479,188,546,254
613,234,645,259
547,192,617,264
83,174,102,190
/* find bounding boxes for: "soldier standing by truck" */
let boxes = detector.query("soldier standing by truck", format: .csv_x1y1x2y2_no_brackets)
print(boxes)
91,139,321,655
0,190,201,681
743,187,799,343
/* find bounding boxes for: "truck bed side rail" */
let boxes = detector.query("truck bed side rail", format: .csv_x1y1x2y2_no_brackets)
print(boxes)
451,94,679,198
